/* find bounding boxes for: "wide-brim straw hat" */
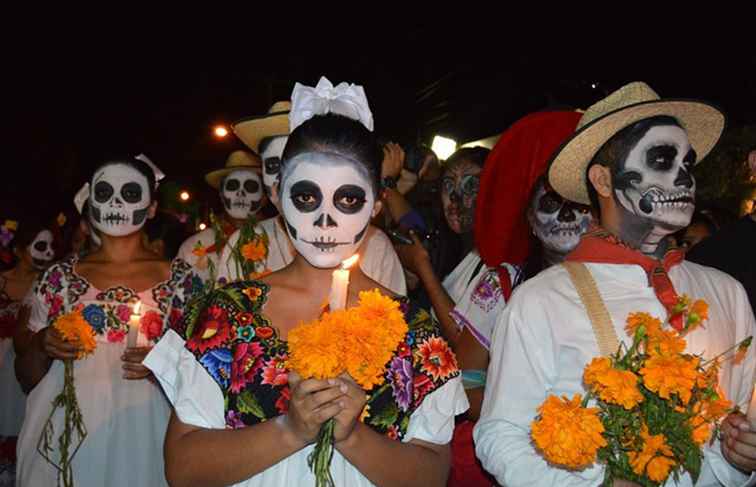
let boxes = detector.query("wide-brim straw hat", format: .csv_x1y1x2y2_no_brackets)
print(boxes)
205,150,262,189
548,81,725,205
232,101,291,153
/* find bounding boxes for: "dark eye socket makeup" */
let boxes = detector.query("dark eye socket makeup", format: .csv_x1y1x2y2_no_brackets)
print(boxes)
290,180,323,213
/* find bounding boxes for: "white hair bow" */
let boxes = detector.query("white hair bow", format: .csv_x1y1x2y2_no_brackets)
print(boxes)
135,153,165,188
289,76,374,133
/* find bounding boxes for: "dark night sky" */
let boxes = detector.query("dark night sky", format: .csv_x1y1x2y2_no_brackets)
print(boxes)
4,26,755,224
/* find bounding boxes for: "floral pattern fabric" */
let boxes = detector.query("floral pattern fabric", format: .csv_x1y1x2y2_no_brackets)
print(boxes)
177,281,459,441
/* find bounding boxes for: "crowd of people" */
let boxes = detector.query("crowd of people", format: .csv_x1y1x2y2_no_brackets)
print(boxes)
0,77,754,487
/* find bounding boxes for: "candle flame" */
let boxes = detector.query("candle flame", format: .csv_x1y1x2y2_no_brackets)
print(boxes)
133,301,142,315
341,254,359,270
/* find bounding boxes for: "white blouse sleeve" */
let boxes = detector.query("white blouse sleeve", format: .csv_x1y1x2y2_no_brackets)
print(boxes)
403,374,468,445
144,329,226,429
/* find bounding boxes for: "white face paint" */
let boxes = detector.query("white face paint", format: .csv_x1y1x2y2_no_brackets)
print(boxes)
280,153,375,268
613,125,696,232
28,229,54,269
90,163,151,237
221,169,263,220
529,181,592,255
261,136,288,196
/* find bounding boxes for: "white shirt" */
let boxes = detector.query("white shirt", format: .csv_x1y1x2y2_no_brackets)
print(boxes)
474,260,756,487
222,217,407,296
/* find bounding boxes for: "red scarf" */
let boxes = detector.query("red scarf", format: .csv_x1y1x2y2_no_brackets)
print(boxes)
565,226,687,331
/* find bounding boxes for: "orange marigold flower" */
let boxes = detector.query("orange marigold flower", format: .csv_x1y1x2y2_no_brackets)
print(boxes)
689,416,711,446
192,245,207,257
287,313,344,380
640,354,699,404
54,310,97,359
647,329,687,357
628,425,676,482
241,239,267,262
626,312,662,338
416,336,458,381
584,358,642,410
531,394,606,469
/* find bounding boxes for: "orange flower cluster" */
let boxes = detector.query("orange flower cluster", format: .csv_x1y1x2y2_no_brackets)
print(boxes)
533,298,751,485
628,425,676,482
583,357,643,410
54,310,97,359
241,239,267,262
531,394,607,469
287,290,408,389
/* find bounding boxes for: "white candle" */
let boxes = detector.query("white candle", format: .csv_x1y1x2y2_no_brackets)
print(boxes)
329,255,359,311
127,301,142,348
747,384,756,425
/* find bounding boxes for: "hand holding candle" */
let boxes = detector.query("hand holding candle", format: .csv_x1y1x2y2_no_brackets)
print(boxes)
127,301,142,348
329,254,359,311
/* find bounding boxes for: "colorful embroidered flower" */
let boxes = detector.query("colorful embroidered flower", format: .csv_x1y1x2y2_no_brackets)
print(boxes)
187,306,232,354
237,312,254,326
140,310,164,342
49,294,63,317
107,328,126,343
276,386,290,414
199,348,233,388
49,270,62,288
531,394,606,469
230,342,265,393
82,304,106,332
256,326,274,340
261,354,289,386
388,356,413,412
115,304,131,323
243,287,262,301
241,239,267,262
386,424,400,440
416,336,458,381
413,373,435,406
237,325,255,342
226,410,246,429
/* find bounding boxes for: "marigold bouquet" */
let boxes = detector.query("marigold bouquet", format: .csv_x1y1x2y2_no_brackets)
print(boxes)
287,289,408,487
531,296,752,486
37,308,97,487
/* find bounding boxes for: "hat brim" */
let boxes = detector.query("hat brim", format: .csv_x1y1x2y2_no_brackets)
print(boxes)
548,99,725,205
232,111,290,153
205,166,261,190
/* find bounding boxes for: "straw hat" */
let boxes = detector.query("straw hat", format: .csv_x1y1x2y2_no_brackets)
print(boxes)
232,101,291,153
205,150,262,189
548,81,725,205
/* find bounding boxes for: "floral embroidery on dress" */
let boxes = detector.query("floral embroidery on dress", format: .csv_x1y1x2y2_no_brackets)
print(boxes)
95,287,138,304
470,270,503,313
180,281,460,439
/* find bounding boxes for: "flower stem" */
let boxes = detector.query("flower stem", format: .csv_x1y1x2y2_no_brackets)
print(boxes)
307,418,336,487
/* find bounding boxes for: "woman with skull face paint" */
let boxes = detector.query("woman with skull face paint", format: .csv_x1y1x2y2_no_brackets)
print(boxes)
13,156,202,487
0,216,56,486
144,94,468,486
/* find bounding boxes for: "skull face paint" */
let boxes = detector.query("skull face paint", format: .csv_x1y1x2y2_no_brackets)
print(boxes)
529,180,592,255
221,169,263,220
612,125,696,232
441,160,481,234
90,163,151,237
280,153,375,268
28,229,55,270
261,136,288,196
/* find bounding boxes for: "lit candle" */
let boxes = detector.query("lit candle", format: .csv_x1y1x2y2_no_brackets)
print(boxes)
747,384,756,425
127,301,142,348
329,255,359,311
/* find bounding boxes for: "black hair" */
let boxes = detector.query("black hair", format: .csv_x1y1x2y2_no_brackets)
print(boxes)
11,216,50,252
144,212,188,260
91,156,158,201
585,115,682,209
281,114,382,197
444,147,490,170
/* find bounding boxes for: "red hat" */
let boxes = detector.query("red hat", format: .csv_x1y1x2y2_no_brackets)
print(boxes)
474,111,582,276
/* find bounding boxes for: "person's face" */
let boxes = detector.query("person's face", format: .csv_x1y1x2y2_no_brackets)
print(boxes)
220,169,263,220
280,152,377,268
26,229,55,270
529,181,593,255
441,160,481,234
677,221,711,249
612,125,696,233
261,136,288,197
90,163,152,237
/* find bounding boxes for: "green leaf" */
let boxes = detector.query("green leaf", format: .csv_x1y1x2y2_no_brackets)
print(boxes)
237,390,266,419
370,402,399,429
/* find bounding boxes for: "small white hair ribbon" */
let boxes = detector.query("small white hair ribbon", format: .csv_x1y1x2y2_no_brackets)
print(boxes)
74,183,90,214
289,76,374,133
135,153,165,189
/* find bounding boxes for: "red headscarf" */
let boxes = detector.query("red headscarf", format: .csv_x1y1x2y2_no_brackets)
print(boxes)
474,111,582,288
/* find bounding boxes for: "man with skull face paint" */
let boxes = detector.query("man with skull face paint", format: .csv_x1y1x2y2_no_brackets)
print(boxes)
144,79,467,487
177,150,266,282
14,156,201,487
476,83,756,487
0,217,56,486
228,97,407,295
